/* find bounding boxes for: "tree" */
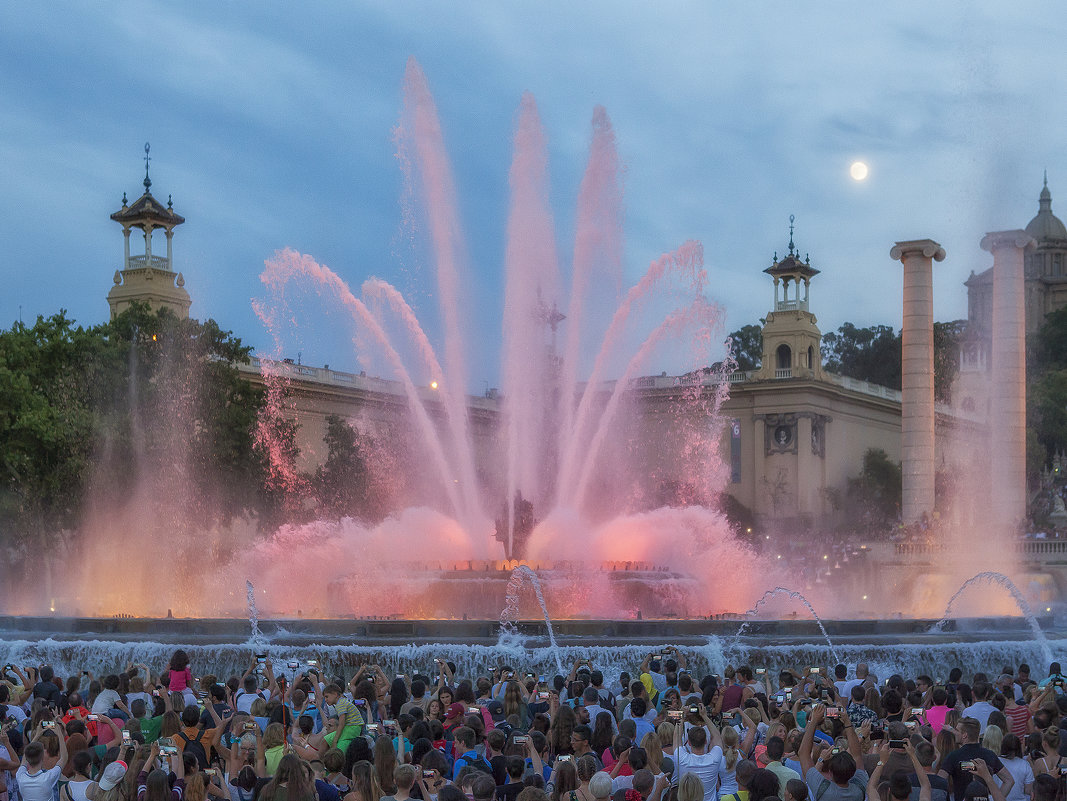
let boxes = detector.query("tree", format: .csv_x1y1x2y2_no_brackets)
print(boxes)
726,324,763,371
845,448,902,534
1028,308,1067,471
314,415,371,520
933,320,966,403
821,323,902,389
0,305,272,559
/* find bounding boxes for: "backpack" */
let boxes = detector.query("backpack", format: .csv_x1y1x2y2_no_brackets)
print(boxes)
456,752,493,777
177,728,209,770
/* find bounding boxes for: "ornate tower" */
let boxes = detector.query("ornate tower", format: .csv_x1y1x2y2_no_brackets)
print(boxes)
107,144,191,319
755,216,824,381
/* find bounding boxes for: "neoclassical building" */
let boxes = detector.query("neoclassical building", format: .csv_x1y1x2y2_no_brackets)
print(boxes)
965,176,1067,334
104,165,980,530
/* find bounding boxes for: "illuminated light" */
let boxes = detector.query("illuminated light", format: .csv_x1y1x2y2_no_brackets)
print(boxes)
746,528,752,533
823,554,828,560
776,554,782,559
850,161,869,181
862,595,868,600
1048,607,1053,613
152,334,158,342
430,380,439,390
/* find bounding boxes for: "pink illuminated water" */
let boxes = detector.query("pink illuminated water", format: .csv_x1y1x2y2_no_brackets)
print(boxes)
245,57,753,618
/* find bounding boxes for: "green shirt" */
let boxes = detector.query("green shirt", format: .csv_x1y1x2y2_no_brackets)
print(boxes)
139,715,163,743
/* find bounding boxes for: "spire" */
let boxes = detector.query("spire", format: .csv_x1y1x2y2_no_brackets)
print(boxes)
1041,171,1052,208
788,214,796,256
143,142,152,192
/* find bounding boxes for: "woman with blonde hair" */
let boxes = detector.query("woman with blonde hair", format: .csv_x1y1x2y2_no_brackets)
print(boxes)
656,722,676,762
262,722,287,775
503,681,530,729
677,774,704,801
717,723,755,799
640,732,665,777
345,760,383,801
981,724,1004,757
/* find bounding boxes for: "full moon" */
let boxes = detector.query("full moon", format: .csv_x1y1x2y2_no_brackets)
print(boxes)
850,161,869,181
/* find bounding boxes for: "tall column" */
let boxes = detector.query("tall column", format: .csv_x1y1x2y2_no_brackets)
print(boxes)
166,229,174,270
980,230,1035,533
890,239,946,524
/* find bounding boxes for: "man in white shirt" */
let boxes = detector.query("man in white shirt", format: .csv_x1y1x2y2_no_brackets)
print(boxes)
16,736,67,801
672,708,723,801
582,687,618,734
962,682,998,732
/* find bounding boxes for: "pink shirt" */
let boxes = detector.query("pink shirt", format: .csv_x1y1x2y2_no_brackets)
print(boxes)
168,667,193,692
924,704,950,734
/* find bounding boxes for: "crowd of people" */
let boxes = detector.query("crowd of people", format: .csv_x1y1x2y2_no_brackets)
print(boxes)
2,648,1067,801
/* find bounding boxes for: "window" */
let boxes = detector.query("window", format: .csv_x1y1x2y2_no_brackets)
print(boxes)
776,344,791,370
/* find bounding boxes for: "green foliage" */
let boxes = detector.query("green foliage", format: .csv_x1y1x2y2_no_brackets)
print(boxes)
313,415,398,523
933,320,966,403
0,305,270,551
1028,309,1067,470
845,448,902,532
726,324,763,371
821,323,902,389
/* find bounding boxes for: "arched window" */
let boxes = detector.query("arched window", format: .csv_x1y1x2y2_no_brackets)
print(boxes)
776,344,791,370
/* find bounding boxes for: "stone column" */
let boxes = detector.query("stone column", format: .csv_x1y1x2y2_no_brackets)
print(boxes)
890,239,946,524
980,230,1035,533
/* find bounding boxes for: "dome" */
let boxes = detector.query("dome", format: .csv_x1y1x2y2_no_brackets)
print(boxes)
1025,178,1067,241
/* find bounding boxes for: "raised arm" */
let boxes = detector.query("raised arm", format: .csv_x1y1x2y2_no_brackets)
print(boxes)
905,742,930,801
799,702,824,775
972,759,1007,801
739,709,758,755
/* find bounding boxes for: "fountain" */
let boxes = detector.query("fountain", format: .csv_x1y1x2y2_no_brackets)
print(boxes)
931,572,1053,664
733,588,840,663
499,566,564,675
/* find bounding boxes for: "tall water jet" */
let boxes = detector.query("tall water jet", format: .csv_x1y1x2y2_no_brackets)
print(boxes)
246,580,263,643
501,93,562,554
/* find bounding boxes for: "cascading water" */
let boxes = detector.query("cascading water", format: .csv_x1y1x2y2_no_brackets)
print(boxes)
500,566,564,675
734,588,840,663
247,580,263,643
931,572,1053,664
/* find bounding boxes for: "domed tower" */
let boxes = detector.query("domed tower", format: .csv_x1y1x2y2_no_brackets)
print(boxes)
107,144,191,319
1023,173,1067,331
755,216,824,381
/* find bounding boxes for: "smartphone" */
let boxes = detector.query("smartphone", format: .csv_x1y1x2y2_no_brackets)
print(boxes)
396,673,405,679
243,722,257,732
383,719,397,729
809,668,820,675
825,707,842,718
785,691,793,701
353,699,366,706
307,660,318,666
960,761,976,771
688,705,699,714
160,744,179,755
668,710,683,721
755,668,766,675
122,731,133,745
660,650,672,656
204,769,217,777
514,735,528,744
870,729,884,741
256,654,267,663
889,739,908,749
558,755,572,762
366,724,379,733
2,718,18,732
423,770,435,779
88,714,99,721
539,675,546,683
287,661,300,670
538,692,549,700
467,706,480,714
904,721,917,730
42,720,57,729
526,673,535,679
911,708,924,716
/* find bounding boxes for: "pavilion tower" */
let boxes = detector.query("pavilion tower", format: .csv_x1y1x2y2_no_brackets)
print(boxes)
755,215,824,382
107,143,191,319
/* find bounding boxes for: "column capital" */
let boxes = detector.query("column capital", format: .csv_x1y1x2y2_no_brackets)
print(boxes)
890,239,946,262
980,229,1036,253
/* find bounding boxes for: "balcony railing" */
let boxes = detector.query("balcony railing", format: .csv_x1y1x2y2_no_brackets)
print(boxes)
127,254,170,270
775,368,792,379
775,299,808,312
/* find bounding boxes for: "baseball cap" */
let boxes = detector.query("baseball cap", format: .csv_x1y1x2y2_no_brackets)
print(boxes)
445,702,466,720
99,761,128,791
487,700,505,722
